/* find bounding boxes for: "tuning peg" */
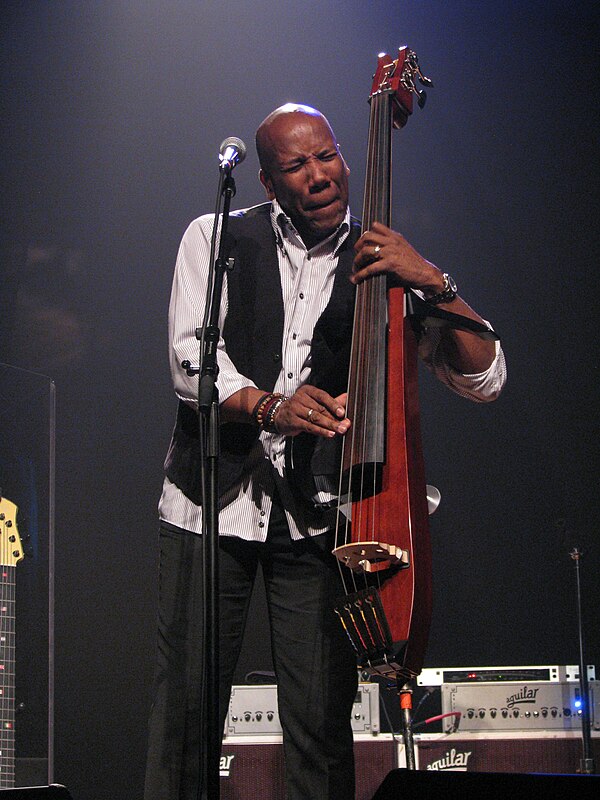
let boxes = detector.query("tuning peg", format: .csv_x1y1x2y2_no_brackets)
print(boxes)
401,50,433,111
406,49,433,86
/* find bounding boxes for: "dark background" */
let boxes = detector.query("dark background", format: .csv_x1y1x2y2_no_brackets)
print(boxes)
1,1,598,797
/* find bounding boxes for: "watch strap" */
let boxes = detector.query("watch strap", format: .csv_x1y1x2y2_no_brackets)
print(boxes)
424,272,457,305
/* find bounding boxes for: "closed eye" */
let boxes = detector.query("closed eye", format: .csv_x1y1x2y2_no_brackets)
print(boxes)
280,151,339,173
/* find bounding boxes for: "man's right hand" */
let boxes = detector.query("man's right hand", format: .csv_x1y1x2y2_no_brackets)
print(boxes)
274,385,350,438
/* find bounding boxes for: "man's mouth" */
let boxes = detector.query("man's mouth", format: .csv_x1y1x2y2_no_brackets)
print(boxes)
306,197,338,212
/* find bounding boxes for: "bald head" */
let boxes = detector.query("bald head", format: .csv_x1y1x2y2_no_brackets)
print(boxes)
255,104,336,176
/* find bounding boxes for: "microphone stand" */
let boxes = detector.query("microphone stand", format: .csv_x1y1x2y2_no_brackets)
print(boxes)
182,165,237,800
569,546,595,775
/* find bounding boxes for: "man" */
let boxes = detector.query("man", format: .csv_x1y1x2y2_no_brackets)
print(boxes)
145,104,506,800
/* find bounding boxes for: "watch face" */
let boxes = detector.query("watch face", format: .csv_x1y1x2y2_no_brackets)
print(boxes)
447,274,457,293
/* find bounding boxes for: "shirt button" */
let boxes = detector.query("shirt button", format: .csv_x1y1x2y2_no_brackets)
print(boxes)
260,510,266,516
299,292,304,299
258,522,265,528
307,254,312,261
292,333,297,340
287,372,293,379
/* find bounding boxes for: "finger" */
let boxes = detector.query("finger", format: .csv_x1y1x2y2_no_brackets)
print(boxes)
354,233,386,257
306,413,350,437
334,392,348,414
290,398,347,437
297,386,345,419
351,258,387,284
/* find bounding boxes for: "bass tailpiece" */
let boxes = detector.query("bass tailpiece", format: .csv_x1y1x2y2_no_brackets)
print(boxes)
335,586,408,679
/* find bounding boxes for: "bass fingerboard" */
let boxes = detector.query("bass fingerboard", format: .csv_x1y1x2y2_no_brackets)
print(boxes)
0,563,16,788
0,498,24,789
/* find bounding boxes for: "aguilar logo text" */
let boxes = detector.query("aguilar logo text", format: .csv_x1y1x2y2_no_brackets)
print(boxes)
506,685,539,708
219,754,235,777
426,748,471,771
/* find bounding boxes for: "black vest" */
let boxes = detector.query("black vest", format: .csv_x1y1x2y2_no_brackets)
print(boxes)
164,203,360,505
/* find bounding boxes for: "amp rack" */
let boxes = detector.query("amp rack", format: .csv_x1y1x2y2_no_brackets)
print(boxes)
418,664,595,686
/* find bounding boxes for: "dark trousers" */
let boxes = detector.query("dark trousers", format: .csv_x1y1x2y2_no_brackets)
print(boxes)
144,497,358,800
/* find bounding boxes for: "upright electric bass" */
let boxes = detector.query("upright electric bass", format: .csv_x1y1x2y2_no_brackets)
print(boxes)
331,48,435,684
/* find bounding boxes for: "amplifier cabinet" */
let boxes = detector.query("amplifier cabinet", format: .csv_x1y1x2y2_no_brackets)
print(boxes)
415,731,600,774
219,735,397,800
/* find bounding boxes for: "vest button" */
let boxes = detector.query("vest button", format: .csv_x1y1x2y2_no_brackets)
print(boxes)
272,353,281,361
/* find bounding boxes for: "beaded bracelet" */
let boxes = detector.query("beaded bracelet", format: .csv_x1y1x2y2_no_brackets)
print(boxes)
252,392,272,426
262,395,288,433
253,392,287,430
257,393,281,427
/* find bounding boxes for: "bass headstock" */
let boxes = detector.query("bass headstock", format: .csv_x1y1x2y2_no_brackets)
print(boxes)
0,496,24,568
370,46,433,128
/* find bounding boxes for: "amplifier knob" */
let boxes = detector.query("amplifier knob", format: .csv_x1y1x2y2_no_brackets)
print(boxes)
490,708,497,718
467,708,475,719
533,711,539,717
256,712,262,721
244,712,251,722
478,709,485,718
524,711,531,718
267,712,274,721
513,709,520,717
501,709,508,718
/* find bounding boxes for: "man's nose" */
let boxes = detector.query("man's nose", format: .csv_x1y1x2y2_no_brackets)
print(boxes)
306,160,330,191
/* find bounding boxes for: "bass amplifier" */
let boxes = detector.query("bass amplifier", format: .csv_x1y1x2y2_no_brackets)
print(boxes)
220,735,398,800
441,680,598,732
225,682,379,737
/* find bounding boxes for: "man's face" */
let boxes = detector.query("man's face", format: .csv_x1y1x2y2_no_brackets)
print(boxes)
259,112,350,248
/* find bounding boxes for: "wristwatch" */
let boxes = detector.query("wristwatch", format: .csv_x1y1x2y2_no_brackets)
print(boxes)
424,272,457,305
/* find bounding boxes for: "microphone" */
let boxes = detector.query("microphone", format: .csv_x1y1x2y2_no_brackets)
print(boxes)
219,136,247,171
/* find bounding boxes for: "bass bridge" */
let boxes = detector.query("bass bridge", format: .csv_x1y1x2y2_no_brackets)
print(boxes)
333,540,409,573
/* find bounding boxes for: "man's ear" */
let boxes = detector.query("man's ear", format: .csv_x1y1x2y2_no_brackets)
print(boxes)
340,150,350,176
259,169,275,200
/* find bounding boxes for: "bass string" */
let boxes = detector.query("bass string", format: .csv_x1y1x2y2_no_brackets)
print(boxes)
334,88,391,596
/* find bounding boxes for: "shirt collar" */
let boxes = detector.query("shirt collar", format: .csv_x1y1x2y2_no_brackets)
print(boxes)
270,198,351,256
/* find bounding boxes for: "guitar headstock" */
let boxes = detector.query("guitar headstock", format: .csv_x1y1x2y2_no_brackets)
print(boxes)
0,497,24,568
370,46,433,128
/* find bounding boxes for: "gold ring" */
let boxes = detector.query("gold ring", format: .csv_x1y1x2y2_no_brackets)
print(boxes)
307,408,315,422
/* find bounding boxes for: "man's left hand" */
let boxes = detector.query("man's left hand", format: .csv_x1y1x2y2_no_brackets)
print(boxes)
352,221,444,295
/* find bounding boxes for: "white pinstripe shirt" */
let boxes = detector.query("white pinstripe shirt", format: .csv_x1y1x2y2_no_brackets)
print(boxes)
159,201,506,540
